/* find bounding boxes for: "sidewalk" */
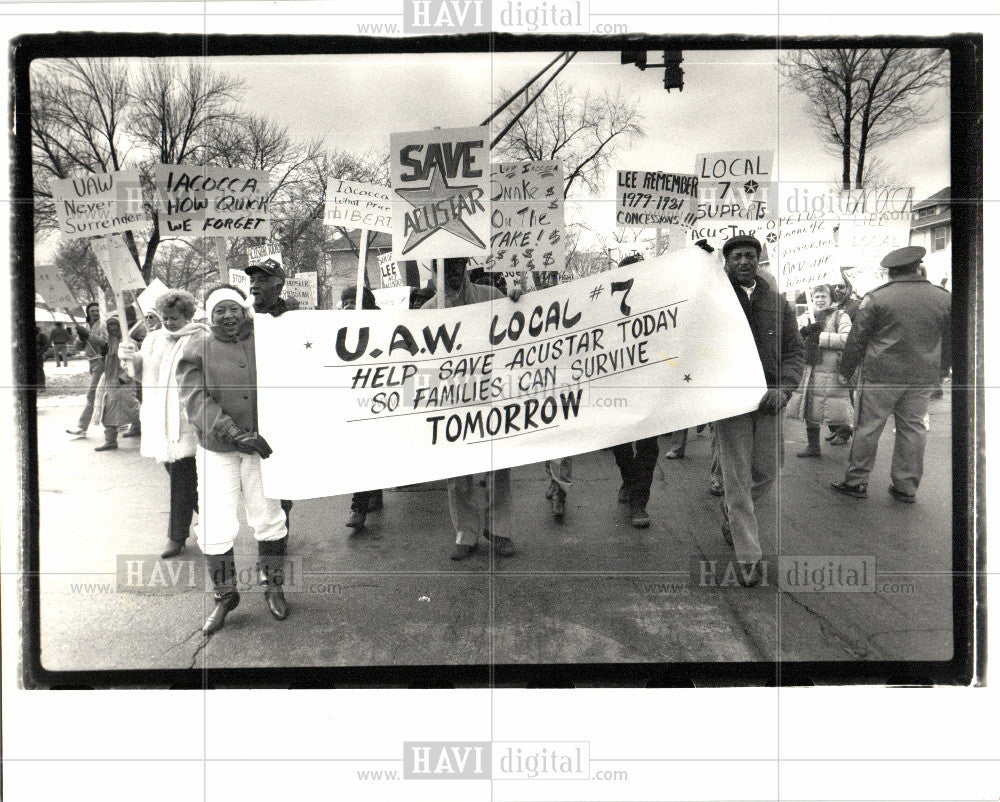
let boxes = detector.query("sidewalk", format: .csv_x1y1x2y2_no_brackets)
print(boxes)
32,392,954,673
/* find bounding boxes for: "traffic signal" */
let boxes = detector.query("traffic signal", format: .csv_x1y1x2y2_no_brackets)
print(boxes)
663,50,684,92
621,50,647,70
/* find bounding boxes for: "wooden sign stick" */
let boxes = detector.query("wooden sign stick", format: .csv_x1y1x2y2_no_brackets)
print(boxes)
356,231,369,310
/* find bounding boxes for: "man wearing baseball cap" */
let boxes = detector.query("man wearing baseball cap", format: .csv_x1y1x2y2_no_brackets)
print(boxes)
830,246,950,503
717,234,804,587
245,257,295,317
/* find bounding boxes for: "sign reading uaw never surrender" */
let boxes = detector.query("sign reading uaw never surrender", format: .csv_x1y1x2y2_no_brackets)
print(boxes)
255,249,766,499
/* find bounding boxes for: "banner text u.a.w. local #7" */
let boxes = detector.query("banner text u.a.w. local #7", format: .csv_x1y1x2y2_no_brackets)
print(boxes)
255,249,766,499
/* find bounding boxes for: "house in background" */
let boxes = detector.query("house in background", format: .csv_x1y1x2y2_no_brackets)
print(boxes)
909,187,951,288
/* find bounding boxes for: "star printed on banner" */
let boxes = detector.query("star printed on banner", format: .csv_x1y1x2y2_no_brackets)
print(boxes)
395,165,486,255
684,374,692,382
766,232,778,244
744,179,759,195
304,341,313,349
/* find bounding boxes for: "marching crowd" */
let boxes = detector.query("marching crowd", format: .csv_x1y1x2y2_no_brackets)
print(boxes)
56,236,951,633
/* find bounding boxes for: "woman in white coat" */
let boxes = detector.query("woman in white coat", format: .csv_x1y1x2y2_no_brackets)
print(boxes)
120,290,207,558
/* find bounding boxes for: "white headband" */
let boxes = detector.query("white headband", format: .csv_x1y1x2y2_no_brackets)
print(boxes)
206,288,254,320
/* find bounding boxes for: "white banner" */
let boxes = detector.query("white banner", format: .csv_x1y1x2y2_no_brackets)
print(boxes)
485,161,564,274
325,179,393,233
90,236,147,294
390,125,490,260
285,272,318,309
378,252,405,288
772,219,839,293
255,249,767,499
135,278,171,316
34,264,78,308
693,150,774,222
247,243,282,265
51,169,148,240
841,265,889,297
154,164,270,238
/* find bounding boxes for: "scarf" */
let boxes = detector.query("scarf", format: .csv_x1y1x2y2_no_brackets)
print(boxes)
803,307,837,366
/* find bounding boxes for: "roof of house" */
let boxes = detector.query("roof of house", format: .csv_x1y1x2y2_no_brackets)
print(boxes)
913,187,950,211
910,209,951,231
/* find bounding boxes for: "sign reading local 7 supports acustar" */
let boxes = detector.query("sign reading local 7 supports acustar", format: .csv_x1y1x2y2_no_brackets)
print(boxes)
693,150,774,222
390,126,490,261
254,249,767,500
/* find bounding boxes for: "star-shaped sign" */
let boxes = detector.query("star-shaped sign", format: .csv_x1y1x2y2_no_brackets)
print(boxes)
395,165,485,255
744,179,759,195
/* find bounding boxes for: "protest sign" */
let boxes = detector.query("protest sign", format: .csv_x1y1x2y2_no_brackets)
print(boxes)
485,161,565,274
837,218,911,268
154,164,270,238
51,169,147,240
378,252,405,288
247,243,282,266
693,150,774,222
285,272,318,309
389,126,490,260
842,265,889,298
372,286,412,309
325,179,393,233
89,236,147,294
771,219,839,293
229,270,251,296
34,264,78,309
255,248,767,499
135,278,171,317
616,170,699,229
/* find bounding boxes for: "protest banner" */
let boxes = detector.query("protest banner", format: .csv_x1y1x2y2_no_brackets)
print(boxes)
229,269,251,296
247,243,283,265
485,161,565,277
389,125,491,262
842,265,889,298
89,236,147,295
372,286,412,309
34,264,78,309
135,278,171,317
154,164,270,238
51,169,147,240
254,248,767,499
616,169,700,229
837,217,911,268
285,272,318,309
771,219,839,294
693,150,774,222
378,252,405,289
325,179,393,233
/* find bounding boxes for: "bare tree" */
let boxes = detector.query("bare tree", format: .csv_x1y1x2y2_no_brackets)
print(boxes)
491,79,644,198
779,48,949,190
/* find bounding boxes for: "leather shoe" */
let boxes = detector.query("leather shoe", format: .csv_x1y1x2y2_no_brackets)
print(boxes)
450,542,478,561
161,540,185,559
617,483,630,505
708,480,725,497
888,485,916,503
830,481,867,499
122,426,141,438
264,585,288,620
630,505,651,528
346,510,366,528
796,448,822,458
66,427,87,438
94,442,118,452
202,592,239,635
735,561,762,588
551,490,566,522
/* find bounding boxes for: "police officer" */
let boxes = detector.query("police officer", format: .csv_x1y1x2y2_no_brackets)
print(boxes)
830,246,950,503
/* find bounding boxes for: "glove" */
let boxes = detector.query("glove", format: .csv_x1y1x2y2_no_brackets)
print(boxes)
508,287,523,302
800,322,823,337
118,341,137,362
757,388,789,414
233,432,273,459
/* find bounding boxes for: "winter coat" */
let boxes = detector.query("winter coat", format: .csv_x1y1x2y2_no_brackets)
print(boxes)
729,277,805,393
787,308,854,426
91,334,138,428
132,322,209,463
177,318,259,453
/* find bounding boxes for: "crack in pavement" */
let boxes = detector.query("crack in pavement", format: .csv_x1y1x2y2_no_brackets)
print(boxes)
783,593,877,660
188,631,211,669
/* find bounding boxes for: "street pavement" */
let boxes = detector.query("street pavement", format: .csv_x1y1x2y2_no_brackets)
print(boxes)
33,361,954,675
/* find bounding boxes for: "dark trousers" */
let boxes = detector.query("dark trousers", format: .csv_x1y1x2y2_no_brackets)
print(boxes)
612,437,660,506
165,456,199,543
351,489,383,513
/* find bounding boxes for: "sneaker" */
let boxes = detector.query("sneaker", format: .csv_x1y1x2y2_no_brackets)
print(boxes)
94,442,118,452
66,427,87,438
830,481,867,499
630,505,651,528
888,486,916,503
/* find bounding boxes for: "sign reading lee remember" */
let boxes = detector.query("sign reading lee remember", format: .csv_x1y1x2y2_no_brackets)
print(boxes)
616,170,700,228
325,179,393,232
155,165,270,238
390,126,490,260
51,169,147,239
485,161,565,274
255,249,767,499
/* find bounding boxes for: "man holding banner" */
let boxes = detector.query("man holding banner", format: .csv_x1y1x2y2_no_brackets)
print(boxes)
717,234,804,587
422,257,521,561
66,302,108,439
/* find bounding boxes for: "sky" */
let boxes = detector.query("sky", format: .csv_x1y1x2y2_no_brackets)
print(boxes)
33,47,950,258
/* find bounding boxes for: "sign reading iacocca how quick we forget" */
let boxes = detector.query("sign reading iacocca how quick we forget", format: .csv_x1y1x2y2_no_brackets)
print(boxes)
255,249,767,499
